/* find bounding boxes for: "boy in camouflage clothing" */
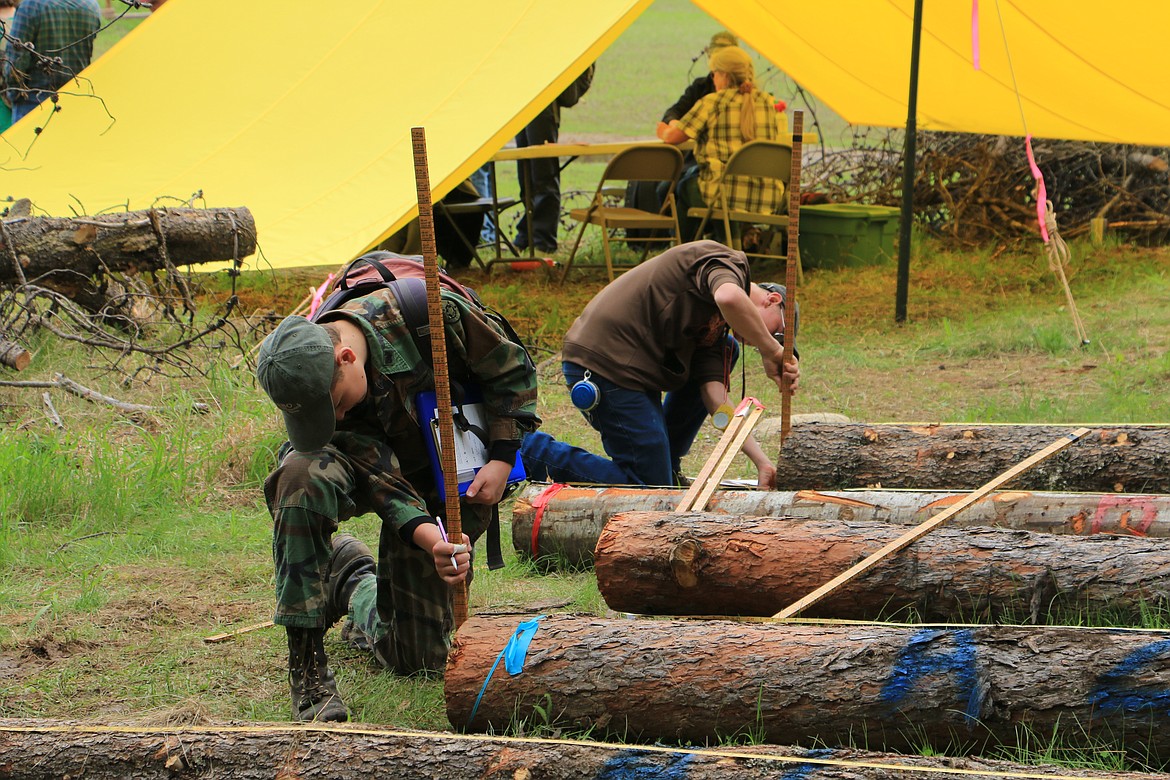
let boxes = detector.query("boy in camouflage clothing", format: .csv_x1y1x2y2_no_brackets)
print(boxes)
257,284,539,722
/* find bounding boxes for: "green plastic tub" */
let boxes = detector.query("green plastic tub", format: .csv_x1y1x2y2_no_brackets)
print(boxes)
798,203,901,269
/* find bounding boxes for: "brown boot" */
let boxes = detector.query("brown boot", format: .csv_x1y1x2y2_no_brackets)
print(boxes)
325,533,375,627
287,626,347,722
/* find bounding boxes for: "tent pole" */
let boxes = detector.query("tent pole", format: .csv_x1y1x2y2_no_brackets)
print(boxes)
895,0,924,323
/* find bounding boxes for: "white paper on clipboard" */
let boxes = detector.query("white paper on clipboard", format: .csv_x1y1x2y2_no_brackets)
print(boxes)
426,403,490,485
416,390,527,498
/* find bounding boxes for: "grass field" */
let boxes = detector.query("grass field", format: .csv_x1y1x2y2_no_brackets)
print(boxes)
2,2,1169,773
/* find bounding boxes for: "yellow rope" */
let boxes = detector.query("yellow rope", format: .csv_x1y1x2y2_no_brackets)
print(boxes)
0,721,1127,780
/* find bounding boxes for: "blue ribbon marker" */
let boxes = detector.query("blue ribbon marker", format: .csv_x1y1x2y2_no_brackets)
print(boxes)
468,615,547,725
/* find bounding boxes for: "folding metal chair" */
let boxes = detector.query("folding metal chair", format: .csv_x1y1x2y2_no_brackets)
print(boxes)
688,140,798,278
560,144,684,283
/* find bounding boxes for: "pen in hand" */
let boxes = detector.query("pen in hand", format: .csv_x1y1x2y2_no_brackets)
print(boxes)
434,516,461,571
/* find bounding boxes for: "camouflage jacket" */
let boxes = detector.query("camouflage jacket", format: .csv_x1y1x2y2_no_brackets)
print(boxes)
321,287,539,531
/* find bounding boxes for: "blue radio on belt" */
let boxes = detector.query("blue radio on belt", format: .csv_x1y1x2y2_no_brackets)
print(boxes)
569,370,601,411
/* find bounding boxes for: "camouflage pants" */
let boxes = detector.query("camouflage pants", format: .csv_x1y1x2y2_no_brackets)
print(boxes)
264,434,487,675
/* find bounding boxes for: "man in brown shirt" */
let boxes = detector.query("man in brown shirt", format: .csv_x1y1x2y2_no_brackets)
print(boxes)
521,240,799,487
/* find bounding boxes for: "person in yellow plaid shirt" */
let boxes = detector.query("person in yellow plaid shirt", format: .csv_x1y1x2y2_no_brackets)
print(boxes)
658,45,788,243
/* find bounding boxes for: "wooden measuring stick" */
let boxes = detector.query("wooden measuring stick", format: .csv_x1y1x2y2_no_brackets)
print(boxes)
780,111,803,447
771,427,1091,620
677,398,765,512
411,127,468,628
203,620,273,644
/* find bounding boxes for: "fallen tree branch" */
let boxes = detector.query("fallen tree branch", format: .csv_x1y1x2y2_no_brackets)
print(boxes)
0,373,210,414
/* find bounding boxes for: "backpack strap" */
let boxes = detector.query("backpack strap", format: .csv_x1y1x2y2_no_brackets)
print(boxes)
485,505,505,571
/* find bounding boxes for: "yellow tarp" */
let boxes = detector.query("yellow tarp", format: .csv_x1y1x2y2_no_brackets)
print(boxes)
698,0,1170,145
0,0,649,270
3,0,1166,270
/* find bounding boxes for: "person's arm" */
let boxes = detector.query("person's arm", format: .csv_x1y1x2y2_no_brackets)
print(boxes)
412,520,471,585
657,120,688,145
463,459,512,504
659,93,711,146
712,282,786,388
443,294,540,504
4,7,33,89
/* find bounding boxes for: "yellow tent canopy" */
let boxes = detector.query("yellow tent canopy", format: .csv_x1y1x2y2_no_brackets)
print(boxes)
697,0,1170,145
0,0,650,270
2,0,1166,270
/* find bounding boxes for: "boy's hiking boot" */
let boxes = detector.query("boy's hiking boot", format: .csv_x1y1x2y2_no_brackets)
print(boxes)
287,626,347,722
325,533,375,627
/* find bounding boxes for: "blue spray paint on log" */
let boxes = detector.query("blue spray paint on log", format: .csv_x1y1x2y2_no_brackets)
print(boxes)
595,747,837,779
596,749,695,779
775,747,837,778
1088,638,1170,716
879,629,982,724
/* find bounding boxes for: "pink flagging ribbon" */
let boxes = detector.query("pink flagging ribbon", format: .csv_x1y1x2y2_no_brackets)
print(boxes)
307,272,336,319
971,0,981,70
1025,134,1050,243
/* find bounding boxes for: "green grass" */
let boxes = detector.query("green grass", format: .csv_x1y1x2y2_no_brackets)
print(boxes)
3,2,1168,773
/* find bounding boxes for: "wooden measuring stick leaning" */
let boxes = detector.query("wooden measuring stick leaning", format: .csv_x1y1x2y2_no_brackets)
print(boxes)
676,398,766,512
771,427,1092,620
780,110,803,447
410,127,468,628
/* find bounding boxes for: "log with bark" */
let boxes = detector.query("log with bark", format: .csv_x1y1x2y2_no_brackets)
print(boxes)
512,484,1170,567
0,207,257,296
770,423,1170,493
1,719,1161,780
592,511,1170,622
447,614,1170,761
0,338,31,370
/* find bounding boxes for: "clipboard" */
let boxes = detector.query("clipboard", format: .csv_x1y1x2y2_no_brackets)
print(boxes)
415,389,527,500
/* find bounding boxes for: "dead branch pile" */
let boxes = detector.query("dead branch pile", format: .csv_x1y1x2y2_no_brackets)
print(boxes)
0,204,256,383
804,129,1170,246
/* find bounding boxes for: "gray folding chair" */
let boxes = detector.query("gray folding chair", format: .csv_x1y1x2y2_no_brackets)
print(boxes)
560,144,684,283
689,140,796,274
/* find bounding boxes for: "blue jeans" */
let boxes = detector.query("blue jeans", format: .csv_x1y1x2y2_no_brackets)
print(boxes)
521,347,738,486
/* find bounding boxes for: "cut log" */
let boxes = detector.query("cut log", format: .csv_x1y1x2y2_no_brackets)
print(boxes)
1,719,1160,780
0,338,31,370
512,484,1170,567
0,207,257,296
770,423,1170,493
447,614,1170,761
593,511,1170,622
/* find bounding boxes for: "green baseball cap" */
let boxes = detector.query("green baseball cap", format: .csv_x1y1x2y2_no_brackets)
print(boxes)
256,315,336,452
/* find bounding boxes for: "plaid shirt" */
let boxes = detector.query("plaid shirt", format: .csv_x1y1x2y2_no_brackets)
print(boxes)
3,0,101,104
677,87,788,214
